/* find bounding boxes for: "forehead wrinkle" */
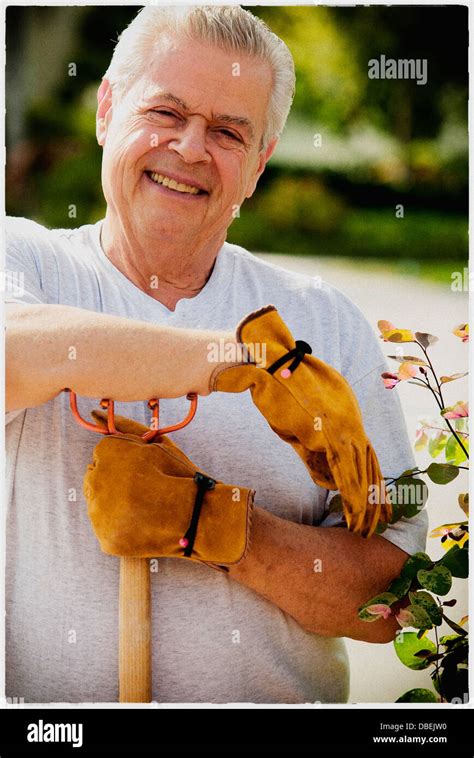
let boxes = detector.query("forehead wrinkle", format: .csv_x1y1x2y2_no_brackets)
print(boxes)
152,91,256,142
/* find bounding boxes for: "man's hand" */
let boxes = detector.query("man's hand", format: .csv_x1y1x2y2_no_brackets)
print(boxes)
211,305,392,538
227,506,408,644
83,411,254,565
86,414,405,643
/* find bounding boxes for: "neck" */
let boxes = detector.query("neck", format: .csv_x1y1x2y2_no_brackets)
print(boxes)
100,211,226,311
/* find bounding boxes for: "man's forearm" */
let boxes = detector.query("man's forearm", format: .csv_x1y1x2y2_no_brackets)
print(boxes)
228,507,408,643
6,303,235,410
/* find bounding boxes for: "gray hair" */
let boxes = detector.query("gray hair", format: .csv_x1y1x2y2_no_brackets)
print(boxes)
105,5,296,150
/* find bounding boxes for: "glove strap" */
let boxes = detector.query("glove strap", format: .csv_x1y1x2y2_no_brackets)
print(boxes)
266,339,312,378
180,472,216,557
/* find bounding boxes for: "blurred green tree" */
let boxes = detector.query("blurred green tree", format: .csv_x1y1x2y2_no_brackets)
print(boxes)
5,5,468,273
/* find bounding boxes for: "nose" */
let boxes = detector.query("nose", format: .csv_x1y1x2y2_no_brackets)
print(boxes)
168,117,211,164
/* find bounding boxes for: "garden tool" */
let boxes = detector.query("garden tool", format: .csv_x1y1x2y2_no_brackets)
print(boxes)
68,390,254,702
67,390,199,703
210,305,392,538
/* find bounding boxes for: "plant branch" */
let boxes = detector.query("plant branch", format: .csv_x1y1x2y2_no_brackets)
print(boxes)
415,342,469,460
421,424,469,438
432,609,445,703
424,372,444,411
442,418,469,459
418,342,443,399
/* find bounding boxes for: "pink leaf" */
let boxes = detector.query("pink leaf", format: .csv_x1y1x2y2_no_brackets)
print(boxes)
382,371,400,389
366,604,392,620
442,401,469,419
378,321,415,343
378,320,395,333
398,362,418,381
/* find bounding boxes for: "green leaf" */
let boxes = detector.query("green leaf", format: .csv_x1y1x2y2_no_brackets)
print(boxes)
415,430,429,451
441,638,468,662
394,631,437,670
387,574,412,599
426,462,460,484
442,615,468,637
415,332,439,349
328,494,343,513
454,417,468,432
417,565,452,596
445,434,468,466
409,591,443,625
428,433,448,459
437,544,469,578
393,476,428,518
398,467,420,477
439,657,469,702
440,633,466,647
413,649,436,658
432,671,442,695
404,501,425,520
404,604,433,630
396,688,438,703
358,592,399,621
424,653,446,664
440,634,458,646
388,501,404,524
401,552,433,580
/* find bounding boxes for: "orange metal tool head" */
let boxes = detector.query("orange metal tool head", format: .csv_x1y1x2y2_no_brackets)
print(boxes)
66,390,197,441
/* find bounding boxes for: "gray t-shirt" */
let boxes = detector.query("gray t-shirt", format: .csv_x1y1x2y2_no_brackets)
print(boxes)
5,216,428,704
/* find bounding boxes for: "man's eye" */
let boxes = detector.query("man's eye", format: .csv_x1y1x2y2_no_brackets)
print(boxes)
151,109,176,118
217,129,240,141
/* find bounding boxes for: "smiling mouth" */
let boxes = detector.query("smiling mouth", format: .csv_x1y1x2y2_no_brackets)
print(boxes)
145,171,207,196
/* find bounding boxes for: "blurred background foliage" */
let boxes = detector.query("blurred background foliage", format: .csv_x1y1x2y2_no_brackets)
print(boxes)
6,5,468,282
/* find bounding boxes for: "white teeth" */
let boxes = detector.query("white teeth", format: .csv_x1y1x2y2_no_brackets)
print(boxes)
149,172,201,195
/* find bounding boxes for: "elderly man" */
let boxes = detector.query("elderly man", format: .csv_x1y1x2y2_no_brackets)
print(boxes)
6,6,427,704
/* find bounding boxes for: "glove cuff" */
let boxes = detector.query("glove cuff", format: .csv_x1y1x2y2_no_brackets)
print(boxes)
234,304,277,343
208,305,280,392
180,473,255,566
196,485,255,566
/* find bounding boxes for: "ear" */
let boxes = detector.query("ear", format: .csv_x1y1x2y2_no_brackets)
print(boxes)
96,78,113,146
244,137,279,199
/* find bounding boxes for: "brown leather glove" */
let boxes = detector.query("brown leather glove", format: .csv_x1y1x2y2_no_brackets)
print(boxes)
210,305,391,538
83,411,254,565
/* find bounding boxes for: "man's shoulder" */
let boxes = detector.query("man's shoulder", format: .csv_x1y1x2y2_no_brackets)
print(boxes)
6,215,51,244
6,216,99,267
6,216,93,244
223,240,369,325
223,241,385,380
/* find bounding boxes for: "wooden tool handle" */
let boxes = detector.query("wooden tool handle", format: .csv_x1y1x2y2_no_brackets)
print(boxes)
119,557,152,703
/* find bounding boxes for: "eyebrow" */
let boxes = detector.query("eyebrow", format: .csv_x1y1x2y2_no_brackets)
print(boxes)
158,92,256,141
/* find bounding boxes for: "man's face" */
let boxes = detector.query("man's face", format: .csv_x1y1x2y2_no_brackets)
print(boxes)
98,34,276,246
